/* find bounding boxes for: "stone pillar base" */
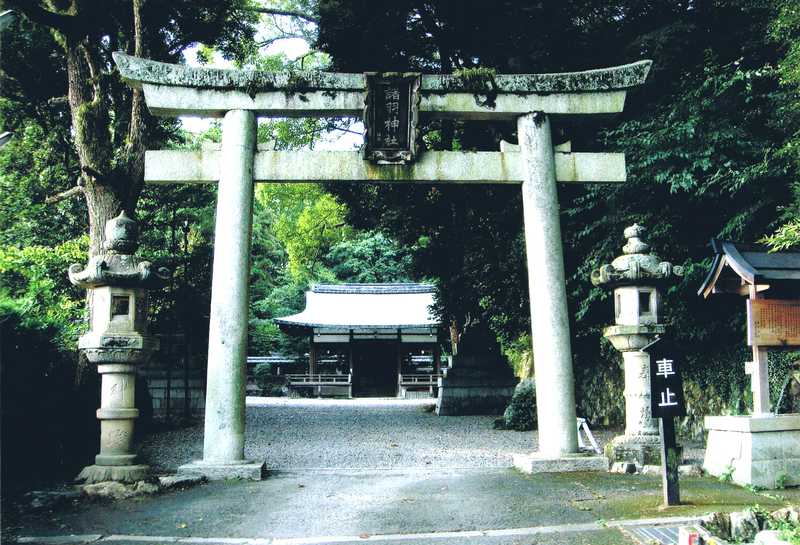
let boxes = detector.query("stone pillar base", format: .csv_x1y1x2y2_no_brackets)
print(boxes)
436,363,517,416
703,414,800,489
178,460,266,481
76,464,150,484
605,434,662,466
513,452,608,474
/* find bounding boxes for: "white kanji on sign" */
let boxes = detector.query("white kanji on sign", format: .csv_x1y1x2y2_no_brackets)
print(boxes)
656,358,675,378
385,88,401,101
658,388,678,407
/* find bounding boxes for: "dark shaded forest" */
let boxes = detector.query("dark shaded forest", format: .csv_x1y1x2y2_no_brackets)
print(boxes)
1,0,799,490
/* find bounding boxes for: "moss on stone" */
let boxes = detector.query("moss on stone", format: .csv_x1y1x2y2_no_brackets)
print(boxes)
113,52,653,95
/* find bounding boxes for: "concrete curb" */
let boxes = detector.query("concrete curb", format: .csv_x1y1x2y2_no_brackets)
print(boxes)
15,514,703,545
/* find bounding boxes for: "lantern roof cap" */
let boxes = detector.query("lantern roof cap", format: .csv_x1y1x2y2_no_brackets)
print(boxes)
591,224,683,288
68,212,170,289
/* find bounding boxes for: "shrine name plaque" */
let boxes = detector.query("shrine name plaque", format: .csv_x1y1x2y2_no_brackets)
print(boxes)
747,299,800,347
363,72,421,165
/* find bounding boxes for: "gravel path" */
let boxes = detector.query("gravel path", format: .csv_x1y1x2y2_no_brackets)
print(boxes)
139,397,622,471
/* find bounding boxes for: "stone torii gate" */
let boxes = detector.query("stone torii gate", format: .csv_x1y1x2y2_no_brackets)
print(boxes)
114,53,651,479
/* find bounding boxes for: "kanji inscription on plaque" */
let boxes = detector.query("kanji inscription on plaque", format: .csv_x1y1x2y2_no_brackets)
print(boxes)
363,72,420,165
747,299,800,347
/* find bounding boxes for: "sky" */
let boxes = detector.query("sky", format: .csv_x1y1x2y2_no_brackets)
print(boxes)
181,34,364,151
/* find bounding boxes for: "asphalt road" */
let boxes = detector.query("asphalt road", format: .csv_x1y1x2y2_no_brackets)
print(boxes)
10,467,798,545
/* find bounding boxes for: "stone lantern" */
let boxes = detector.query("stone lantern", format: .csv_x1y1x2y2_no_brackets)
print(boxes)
69,211,169,483
591,224,683,465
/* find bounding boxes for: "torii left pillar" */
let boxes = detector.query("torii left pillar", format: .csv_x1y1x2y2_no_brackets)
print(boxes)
512,112,607,473
179,110,265,480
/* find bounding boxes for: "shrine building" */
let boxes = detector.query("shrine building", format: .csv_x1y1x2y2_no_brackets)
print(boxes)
275,283,442,398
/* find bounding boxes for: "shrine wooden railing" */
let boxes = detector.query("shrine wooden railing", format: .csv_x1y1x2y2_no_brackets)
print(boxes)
285,373,352,399
286,373,352,385
398,374,441,386
398,373,441,398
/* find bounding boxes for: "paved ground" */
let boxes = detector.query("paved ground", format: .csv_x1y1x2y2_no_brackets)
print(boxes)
4,398,757,545
139,397,622,472
8,469,800,545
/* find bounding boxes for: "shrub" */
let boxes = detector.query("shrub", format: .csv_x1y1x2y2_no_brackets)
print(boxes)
497,379,537,431
253,362,287,397
0,301,99,496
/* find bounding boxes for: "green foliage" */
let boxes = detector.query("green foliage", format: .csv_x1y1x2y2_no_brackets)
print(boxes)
762,219,800,250
762,0,800,250
256,183,350,283
315,0,797,427
0,114,85,247
253,363,287,396
324,231,413,283
496,379,537,431
0,237,88,349
500,334,532,379
719,463,735,483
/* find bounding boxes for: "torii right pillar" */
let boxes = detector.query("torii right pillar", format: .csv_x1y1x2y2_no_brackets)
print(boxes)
513,112,608,473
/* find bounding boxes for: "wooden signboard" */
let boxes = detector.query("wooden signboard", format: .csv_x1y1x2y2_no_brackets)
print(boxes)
363,72,421,165
747,299,800,347
644,337,685,506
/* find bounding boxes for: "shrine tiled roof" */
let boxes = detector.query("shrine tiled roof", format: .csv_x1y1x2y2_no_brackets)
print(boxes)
275,283,439,330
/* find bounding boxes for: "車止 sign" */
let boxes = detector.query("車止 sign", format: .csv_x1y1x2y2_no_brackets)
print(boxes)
647,340,686,419
363,72,421,165
747,299,800,347
643,336,685,506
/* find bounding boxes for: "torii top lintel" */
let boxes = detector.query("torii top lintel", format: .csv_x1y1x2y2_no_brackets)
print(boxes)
112,52,652,119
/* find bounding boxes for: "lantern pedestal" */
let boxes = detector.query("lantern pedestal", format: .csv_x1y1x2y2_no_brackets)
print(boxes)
591,225,683,467
703,414,800,489
604,324,664,465
68,212,169,484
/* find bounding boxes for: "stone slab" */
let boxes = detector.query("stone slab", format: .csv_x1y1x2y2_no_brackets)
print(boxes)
141,83,631,119
178,461,266,481
16,536,103,544
144,150,627,185
114,53,651,118
115,53,651,94
158,473,207,490
512,452,608,474
703,416,800,488
705,414,800,433
435,385,516,416
606,434,662,465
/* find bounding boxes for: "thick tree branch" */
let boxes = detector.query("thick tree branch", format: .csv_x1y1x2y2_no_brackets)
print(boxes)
45,185,83,204
6,1,84,39
125,0,147,208
246,7,319,24
257,33,304,48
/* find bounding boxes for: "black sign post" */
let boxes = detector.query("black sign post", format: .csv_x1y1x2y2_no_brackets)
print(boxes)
644,336,686,507
363,72,421,165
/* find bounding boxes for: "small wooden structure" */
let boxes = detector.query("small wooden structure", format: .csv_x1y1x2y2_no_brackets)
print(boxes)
699,239,800,488
699,239,800,414
275,283,442,398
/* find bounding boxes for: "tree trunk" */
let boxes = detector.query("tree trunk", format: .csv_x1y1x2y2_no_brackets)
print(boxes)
65,40,122,257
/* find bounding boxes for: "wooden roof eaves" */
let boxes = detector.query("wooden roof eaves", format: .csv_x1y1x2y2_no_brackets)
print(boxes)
698,252,725,298
721,241,759,284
